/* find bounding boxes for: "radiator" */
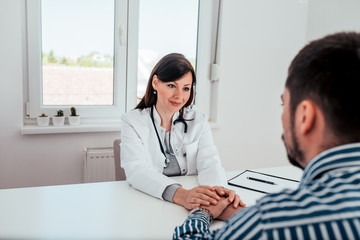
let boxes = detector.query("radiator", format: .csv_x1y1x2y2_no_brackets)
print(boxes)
83,147,115,183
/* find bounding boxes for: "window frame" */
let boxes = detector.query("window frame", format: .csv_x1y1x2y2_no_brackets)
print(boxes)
25,0,218,123
26,0,128,118
195,0,219,121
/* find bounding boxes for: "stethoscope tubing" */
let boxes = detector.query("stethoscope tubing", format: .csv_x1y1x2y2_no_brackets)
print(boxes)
150,106,167,158
150,105,188,165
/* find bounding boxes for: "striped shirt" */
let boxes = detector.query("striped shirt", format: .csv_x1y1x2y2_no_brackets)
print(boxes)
173,142,360,240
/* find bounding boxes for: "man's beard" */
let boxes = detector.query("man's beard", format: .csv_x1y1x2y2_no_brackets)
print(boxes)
281,131,305,170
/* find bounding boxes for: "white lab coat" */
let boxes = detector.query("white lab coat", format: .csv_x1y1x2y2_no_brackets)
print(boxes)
120,106,228,199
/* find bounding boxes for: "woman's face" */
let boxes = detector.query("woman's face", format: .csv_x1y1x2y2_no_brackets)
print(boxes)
152,72,193,115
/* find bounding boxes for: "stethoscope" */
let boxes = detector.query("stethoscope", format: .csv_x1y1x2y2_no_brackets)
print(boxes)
150,105,188,167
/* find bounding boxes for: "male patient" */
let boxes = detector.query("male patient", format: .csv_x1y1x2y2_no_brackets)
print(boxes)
173,31,360,239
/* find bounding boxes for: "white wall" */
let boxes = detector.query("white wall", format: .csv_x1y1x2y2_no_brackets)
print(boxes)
212,0,308,171
306,0,360,41
213,0,360,172
1,0,360,189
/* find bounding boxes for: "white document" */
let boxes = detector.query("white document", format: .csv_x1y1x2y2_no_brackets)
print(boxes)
228,170,299,194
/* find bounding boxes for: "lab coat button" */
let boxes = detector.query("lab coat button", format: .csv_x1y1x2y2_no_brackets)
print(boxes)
183,169,186,172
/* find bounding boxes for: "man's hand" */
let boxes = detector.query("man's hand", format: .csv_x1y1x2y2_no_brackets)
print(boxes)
173,186,220,210
212,186,246,208
217,204,243,221
201,197,232,219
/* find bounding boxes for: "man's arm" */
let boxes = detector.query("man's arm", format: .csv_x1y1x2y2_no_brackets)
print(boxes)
173,198,230,240
173,212,218,240
173,201,263,240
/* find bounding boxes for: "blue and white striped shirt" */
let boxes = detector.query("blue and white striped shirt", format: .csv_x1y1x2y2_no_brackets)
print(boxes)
173,142,360,239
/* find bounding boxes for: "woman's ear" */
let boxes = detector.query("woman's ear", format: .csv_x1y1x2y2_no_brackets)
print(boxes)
152,75,158,90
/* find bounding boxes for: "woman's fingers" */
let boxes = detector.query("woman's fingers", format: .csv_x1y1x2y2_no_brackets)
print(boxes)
195,192,218,205
239,199,246,207
226,189,235,202
212,186,225,196
194,192,218,205
228,194,246,208
196,185,214,191
186,186,220,207
185,186,246,210
214,187,246,208
232,194,240,208
189,202,200,209
195,186,220,200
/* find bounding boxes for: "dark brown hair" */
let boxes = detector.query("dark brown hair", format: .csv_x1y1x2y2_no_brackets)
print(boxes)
286,32,360,143
135,53,196,119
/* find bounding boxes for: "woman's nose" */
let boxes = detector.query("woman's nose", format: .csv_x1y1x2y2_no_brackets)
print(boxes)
174,88,181,99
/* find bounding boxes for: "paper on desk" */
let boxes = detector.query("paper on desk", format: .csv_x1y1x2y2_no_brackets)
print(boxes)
228,170,299,194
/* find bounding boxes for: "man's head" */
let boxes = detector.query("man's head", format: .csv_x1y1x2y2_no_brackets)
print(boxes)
282,32,360,168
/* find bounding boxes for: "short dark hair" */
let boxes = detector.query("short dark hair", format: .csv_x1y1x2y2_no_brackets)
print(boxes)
286,32,360,143
135,53,196,118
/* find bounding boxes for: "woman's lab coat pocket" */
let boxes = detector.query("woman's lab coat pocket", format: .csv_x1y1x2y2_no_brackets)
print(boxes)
182,141,199,175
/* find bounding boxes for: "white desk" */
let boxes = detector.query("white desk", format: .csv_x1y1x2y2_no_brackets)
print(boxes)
0,166,302,239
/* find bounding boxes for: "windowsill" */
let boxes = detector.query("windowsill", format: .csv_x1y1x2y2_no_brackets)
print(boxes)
21,122,121,135
22,120,218,135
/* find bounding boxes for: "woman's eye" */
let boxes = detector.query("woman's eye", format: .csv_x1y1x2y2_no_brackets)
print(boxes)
168,84,176,88
184,87,190,91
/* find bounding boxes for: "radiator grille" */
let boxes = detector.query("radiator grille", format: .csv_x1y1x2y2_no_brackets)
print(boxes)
83,147,115,183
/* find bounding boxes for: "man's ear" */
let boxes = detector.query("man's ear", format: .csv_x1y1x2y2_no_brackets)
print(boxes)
152,75,158,90
297,100,316,135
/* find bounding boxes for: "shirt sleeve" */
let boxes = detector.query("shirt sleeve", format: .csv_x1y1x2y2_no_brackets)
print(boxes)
173,212,218,240
173,206,264,240
162,183,182,202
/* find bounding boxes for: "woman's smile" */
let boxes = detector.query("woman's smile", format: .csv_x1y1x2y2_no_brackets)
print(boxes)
169,100,182,107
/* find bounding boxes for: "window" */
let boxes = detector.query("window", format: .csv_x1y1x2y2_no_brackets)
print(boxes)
137,0,199,99
41,0,115,106
26,0,218,121
27,0,128,118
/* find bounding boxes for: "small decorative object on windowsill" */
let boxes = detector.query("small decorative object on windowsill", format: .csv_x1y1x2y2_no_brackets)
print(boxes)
52,109,65,126
37,113,50,127
68,107,80,126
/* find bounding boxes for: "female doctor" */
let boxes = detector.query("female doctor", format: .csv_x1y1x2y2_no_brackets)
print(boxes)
120,53,244,210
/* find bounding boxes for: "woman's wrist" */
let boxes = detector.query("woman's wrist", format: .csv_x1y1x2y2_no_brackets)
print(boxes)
163,184,182,202
173,187,186,206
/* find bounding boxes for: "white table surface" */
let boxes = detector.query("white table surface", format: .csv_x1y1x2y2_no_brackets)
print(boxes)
0,165,302,240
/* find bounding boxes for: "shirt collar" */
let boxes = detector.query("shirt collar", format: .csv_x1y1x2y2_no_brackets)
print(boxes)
300,142,360,187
